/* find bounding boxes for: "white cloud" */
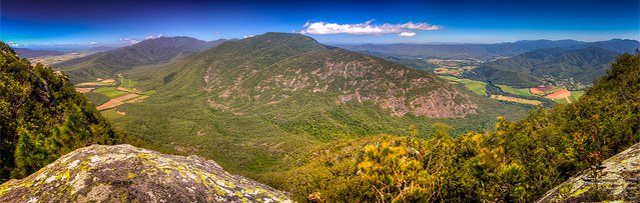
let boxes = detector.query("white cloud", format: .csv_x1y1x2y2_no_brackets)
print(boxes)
7,41,24,47
90,41,98,45
398,32,417,37
243,35,255,39
145,34,163,40
119,38,141,44
300,20,441,36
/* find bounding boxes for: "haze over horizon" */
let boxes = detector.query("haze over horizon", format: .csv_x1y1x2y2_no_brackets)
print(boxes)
2,0,639,49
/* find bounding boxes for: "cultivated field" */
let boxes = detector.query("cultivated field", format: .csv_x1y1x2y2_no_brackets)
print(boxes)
97,93,140,110
74,76,154,113
75,79,117,87
94,87,130,98
439,76,487,96
490,95,542,105
28,52,93,66
497,85,533,97
544,89,571,99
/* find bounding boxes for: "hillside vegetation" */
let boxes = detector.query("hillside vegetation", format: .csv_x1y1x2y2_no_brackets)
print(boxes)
98,33,532,194
0,42,121,182
285,53,640,202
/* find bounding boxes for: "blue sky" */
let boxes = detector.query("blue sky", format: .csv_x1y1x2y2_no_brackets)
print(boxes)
1,0,638,48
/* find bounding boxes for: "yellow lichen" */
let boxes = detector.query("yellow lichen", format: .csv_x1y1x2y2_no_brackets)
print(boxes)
127,172,137,179
571,186,592,197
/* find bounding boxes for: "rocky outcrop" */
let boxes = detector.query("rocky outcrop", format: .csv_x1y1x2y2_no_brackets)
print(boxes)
0,144,292,203
536,142,640,202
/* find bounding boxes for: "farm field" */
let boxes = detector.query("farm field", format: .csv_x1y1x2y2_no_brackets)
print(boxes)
438,76,487,96
490,95,542,105
118,78,138,88
530,86,562,95
552,90,586,104
496,85,533,97
570,90,585,101
75,79,117,87
74,76,152,112
28,52,93,66
94,87,129,98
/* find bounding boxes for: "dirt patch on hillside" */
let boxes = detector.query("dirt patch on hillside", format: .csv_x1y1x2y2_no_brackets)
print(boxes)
116,87,138,93
97,94,140,110
529,86,554,94
75,87,95,93
544,89,571,99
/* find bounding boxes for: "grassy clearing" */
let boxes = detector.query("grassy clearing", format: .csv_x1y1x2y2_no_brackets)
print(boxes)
570,91,585,102
439,76,487,96
84,92,110,106
497,85,533,97
139,90,157,95
553,98,568,104
123,95,149,103
94,87,129,98
490,95,542,105
101,109,125,120
118,78,138,88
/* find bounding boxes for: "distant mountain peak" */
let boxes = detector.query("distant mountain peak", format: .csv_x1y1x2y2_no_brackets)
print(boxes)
244,32,322,46
54,36,223,82
179,33,480,118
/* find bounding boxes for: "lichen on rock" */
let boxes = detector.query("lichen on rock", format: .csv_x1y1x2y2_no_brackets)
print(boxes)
0,144,292,203
536,142,640,202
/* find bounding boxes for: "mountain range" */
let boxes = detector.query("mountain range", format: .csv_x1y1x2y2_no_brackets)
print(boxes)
337,39,639,60
74,32,530,195
53,37,228,82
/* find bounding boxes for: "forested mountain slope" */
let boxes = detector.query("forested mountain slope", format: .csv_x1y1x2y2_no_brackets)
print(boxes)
105,32,531,196
0,42,120,182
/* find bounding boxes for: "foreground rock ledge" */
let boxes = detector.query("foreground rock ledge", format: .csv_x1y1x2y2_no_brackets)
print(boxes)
0,144,292,203
537,142,640,202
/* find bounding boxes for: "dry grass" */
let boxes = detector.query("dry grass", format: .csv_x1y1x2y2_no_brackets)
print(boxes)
490,95,542,105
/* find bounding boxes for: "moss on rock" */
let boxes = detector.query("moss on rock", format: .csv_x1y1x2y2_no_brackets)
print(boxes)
0,144,292,202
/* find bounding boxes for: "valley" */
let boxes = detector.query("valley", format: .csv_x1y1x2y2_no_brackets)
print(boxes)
61,33,535,199
28,52,94,66
2,29,639,203
74,76,155,113
2,1,640,202
14,33,634,201
401,58,585,106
